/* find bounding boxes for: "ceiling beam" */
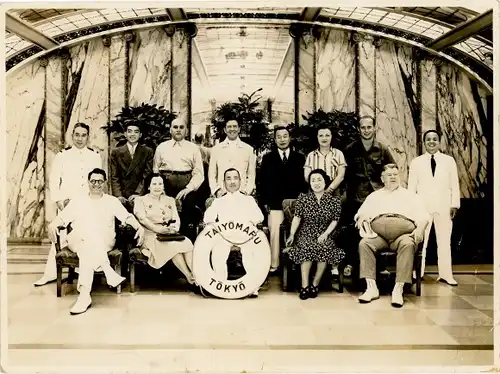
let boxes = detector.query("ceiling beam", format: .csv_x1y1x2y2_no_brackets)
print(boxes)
166,8,213,98
426,9,493,51
6,12,59,50
270,7,322,100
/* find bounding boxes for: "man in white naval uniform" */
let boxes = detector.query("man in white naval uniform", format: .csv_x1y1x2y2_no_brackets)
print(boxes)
48,168,145,314
204,168,264,297
33,123,102,286
408,129,460,286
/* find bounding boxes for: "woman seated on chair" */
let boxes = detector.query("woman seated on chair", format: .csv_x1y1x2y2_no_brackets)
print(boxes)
286,169,344,300
133,173,195,285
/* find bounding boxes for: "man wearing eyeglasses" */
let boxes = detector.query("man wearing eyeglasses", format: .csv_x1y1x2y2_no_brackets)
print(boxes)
47,168,145,315
34,123,102,287
153,118,204,240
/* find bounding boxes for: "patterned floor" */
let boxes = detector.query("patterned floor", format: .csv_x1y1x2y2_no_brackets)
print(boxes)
5,264,494,372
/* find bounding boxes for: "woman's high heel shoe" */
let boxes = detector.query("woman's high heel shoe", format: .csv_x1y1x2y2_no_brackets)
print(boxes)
299,287,309,300
308,285,319,298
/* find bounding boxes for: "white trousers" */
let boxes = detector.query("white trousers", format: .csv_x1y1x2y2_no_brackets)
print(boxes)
421,211,454,279
268,210,284,268
41,230,69,280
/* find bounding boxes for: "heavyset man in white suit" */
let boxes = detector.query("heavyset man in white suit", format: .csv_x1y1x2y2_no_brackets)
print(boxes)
33,123,102,287
408,130,460,286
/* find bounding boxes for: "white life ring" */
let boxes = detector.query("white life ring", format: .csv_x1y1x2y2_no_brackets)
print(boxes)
193,221,271,299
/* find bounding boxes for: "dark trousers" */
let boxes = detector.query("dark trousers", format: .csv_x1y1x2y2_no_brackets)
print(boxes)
160,172,202,241
337,199,362,266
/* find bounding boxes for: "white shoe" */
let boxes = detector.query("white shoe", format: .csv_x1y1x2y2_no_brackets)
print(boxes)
107,273,126,288
70,293,92,315
249,290,259,298
33,275,56,287
438,277,458,286
358,288,379,303
391,290,404,308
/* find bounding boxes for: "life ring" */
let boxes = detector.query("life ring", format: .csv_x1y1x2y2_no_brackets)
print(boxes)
193,221,271,299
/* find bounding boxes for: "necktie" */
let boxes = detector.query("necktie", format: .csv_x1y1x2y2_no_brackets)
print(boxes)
431,155,436,176
282,152,288,163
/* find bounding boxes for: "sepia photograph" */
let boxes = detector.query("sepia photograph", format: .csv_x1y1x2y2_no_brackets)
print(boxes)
2,1,496,372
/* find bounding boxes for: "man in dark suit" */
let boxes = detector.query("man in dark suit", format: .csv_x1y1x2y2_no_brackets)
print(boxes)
259,125,307,273
109,123,154,211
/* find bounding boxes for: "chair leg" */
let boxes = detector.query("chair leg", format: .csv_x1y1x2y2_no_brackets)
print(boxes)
56,265,63,297
416,263,422,297
115,263,122,294
130,263,136,293
282,264,288,292
68,267,76,284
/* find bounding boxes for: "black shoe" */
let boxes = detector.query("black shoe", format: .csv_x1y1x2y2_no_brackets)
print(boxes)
299,287,309,300
308,285,319,298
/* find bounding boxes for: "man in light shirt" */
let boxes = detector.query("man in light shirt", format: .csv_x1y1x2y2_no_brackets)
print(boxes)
47,168,145,315
355,164,430,307
153,118,204,239
208,119,257,198
204,168,264,297
34,123,102,287
408,130,460,286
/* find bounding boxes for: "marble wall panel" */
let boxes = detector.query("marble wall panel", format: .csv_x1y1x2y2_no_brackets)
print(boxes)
316,29,355,112
172,29,190,124
45,57,64,223
109,35,127,150
375,42,417,186
358,34,376,118
437,64,488,199
65,38,110,191
420,58,437,140
271,111,295,125
6,61,45,237
297,37,316,124
129,29,172,110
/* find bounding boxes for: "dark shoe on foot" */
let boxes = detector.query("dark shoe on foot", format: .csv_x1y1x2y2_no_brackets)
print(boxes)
308,285,319,298
299,287,309,300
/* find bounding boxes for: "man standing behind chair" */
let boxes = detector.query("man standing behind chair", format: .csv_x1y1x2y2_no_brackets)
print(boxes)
109,123,153,211
260,125,306,273
33,123,102,287
153,118,204,239
408,130,460,286
209,119,256,198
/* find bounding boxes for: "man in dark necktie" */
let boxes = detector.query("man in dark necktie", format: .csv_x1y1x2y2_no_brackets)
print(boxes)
408,130,460,286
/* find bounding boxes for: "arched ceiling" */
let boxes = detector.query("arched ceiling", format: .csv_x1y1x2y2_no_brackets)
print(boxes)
5,6,494,108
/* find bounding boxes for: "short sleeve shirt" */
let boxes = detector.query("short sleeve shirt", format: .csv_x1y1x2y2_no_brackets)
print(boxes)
304,148,347,181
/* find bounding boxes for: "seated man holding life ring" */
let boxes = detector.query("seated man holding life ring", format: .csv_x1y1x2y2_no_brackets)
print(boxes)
202,168,265,298
355,164,430,308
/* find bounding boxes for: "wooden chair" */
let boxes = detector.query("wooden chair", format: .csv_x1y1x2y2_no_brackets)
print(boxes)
54,220,129,297
280,197,345,293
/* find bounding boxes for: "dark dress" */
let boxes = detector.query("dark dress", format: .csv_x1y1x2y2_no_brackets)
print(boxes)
288,192,345,265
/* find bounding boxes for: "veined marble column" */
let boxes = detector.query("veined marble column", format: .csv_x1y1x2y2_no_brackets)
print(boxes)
171,24,195,134
6,59,46,238
293,24,316,124
45,54,65,224
129,28,172,110
65,38,110,192
420,57,437,148
316,28,355,112
356,33,375,119
375,40,417,185
109,34,127,150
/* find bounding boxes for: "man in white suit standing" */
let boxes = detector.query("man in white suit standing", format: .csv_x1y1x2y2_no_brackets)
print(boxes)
408,130,460,286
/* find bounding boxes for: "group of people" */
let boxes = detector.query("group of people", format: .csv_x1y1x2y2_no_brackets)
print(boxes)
32,114,461,313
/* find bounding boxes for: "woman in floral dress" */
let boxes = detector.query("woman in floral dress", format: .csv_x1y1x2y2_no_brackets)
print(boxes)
134,173,195,285
286,169,344,300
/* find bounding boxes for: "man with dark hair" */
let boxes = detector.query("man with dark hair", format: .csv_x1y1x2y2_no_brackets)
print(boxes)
408,129,460,286
356,164,429,307
47,168,145,315
34,122,102,287
109,123,153,211
259,125,306,273
209,119,256,198
153,118,204,240
341,115,396,277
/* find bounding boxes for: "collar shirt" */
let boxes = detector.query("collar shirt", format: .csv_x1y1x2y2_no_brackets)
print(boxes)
355,186,430,225
208,138,257,195
58,193,132,247
127,142,138,157
304,147,347,180
49,146,102,203
278,148,290,161
203,191,264,225
153,139,204,191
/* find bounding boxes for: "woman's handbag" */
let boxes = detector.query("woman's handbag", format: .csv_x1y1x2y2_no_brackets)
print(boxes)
156,233,186,242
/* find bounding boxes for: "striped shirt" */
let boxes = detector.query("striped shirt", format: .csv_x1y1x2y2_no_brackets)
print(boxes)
304,148,347,180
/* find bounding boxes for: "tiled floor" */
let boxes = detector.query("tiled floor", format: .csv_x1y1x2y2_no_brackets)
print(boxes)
5,265,494,372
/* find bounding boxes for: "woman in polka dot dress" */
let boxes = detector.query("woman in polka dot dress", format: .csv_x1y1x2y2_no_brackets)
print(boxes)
286,169,345,300
134,173,195,284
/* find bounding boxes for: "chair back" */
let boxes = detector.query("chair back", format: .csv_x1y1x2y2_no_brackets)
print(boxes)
282,198,299,224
